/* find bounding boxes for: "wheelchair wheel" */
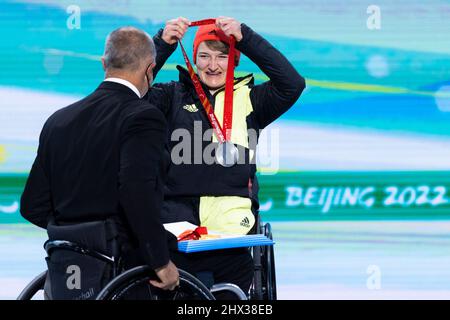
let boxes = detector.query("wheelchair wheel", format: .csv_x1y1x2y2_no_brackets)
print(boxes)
251,213,264,300
251,217,277,300
96,266,215,300
17,271,47,300
263,223,277,300
252,222,277,301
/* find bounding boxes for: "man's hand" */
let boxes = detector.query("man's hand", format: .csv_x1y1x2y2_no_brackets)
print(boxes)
150,260,180,290
162,17,190,45
216,16,243,42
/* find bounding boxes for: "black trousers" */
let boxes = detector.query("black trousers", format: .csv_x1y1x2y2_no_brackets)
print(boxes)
170,248,254,299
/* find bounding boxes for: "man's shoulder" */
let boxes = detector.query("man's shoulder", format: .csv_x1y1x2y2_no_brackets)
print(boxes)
42,87,137,129
123,97,162,115
121,99,166,127
43,96,87,129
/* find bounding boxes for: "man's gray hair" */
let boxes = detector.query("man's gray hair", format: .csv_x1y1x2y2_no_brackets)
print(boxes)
103,26,155,71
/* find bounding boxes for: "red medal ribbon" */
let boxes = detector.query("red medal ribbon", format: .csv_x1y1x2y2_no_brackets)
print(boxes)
178,18,236,143
189,19,216,26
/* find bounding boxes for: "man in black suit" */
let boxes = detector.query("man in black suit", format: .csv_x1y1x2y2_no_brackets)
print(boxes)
20,26,179,296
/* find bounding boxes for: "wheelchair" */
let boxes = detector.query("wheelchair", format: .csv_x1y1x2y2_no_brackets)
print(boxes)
17,215,276,300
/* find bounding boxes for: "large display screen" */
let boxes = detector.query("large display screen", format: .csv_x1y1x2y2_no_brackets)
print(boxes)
1,0,449,221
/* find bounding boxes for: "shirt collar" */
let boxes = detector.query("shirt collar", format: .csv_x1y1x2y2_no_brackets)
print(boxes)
104,77,141,98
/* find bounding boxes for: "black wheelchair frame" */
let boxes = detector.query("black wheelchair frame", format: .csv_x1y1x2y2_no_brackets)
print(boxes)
251,218,277,300
17,216,276,300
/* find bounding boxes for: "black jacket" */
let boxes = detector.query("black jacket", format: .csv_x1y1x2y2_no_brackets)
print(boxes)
20,81,171,269
148,24,305,224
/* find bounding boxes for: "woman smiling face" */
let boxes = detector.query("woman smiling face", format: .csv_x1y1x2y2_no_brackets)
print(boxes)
195,41,229,91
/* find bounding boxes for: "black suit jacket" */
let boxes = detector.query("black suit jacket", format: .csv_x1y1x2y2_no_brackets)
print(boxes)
20,81,170,269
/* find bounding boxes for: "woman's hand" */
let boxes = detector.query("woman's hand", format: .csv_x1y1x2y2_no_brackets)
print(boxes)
216,16,243,42
162,17,190,45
